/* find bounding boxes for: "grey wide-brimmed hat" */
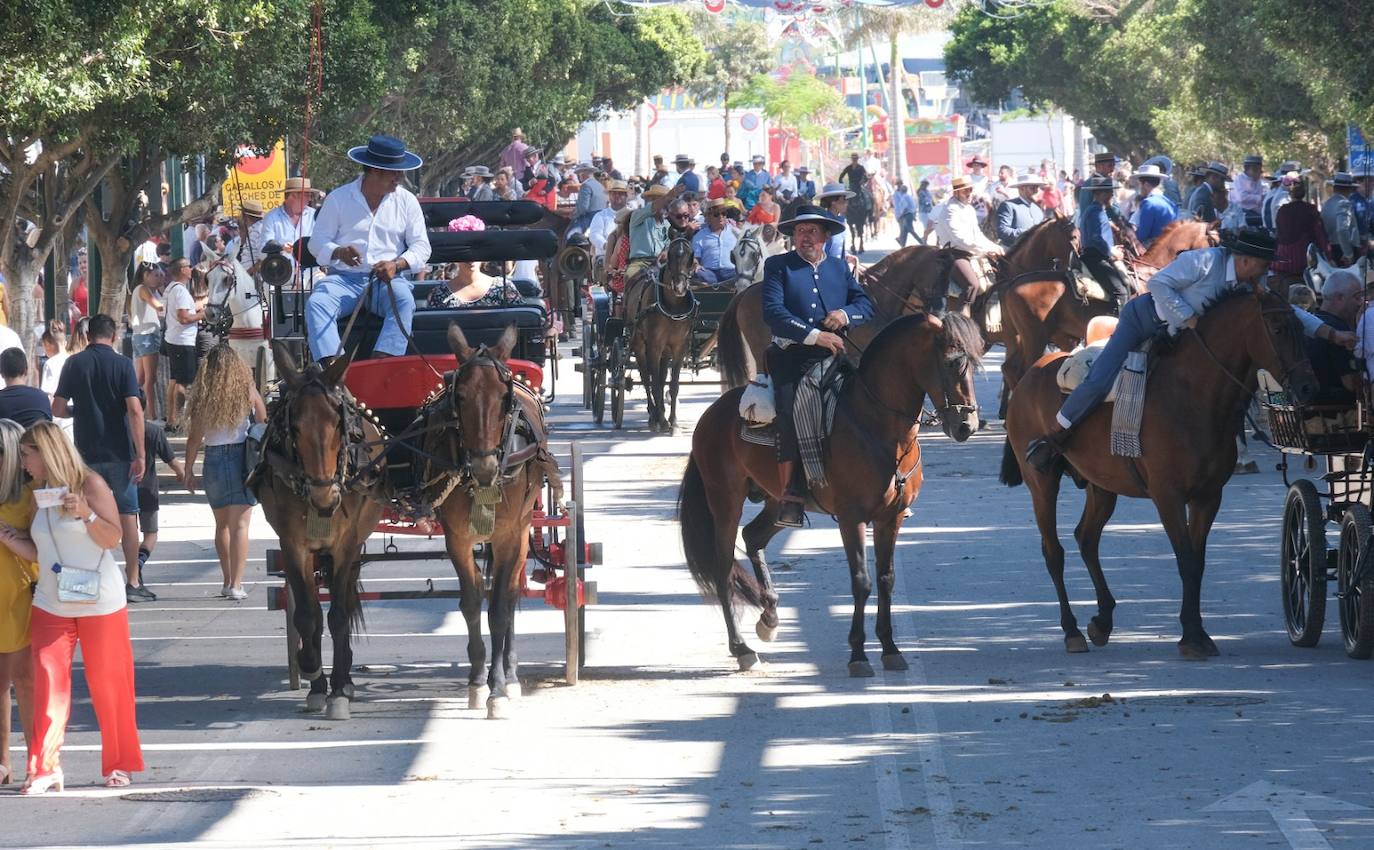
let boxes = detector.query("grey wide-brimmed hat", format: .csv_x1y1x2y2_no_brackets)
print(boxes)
1330,171,1358,188
347,134,422,171
466,165,493,178
779,205,845,237
1203,161,1230,178
1009,172,1046,188
815,182,855,201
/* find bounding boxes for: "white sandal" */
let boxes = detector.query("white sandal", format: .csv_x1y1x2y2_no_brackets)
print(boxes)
104,770,132,788
0,764,10,785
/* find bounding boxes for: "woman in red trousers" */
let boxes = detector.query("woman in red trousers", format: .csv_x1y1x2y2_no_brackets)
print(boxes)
17,421,143,794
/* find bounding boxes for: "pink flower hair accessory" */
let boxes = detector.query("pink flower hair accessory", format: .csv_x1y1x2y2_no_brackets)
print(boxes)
448,215,486,232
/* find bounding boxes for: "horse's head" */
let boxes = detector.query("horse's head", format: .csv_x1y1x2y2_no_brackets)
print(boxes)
664,236,694,297
272,341,354,516
930,312,984,441
447,323,518,488
734,231,764,283
1248,285,1318,406
862,313,983,441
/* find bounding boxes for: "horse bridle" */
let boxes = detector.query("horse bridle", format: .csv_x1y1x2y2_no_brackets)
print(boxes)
282,374,361,494
1190,301,1300,395
844,323,976,423
447,346,519,481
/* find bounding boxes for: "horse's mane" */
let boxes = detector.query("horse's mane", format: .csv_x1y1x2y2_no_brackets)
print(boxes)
1006,217,1070,258
857,311,985,375
1155,281,1259,357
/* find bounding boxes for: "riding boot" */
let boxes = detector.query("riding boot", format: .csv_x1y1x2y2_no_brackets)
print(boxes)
776,460,806,528
1025,421,1073,475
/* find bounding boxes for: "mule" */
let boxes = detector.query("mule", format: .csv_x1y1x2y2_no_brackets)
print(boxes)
625,235,696,432
678,313,983,673
255,343,387,720
1001,286,1319,658
425,324,560,719
205,257,270,388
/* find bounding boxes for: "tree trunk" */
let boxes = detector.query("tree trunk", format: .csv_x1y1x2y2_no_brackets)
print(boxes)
5,248,44,371
88,226,133,321
723,102,733,159
889,33,908,186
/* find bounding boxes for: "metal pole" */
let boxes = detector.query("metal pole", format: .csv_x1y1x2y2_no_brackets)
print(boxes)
856,12,869,151
564,497,580,685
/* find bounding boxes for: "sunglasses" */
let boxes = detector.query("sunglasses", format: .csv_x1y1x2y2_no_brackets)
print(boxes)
706,210,724,218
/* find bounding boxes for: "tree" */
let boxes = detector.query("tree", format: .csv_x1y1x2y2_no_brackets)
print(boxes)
683,11,772,155
730,72,855,157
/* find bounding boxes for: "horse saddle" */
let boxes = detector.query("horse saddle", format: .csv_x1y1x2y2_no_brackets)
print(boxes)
1072,268,1108,303
945,252,997,298
1056,340,1118,401
1056,338,1153,457
739,358,846,486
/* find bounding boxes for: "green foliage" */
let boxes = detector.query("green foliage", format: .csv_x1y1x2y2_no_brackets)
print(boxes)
731,72,855,145
683,11,772,110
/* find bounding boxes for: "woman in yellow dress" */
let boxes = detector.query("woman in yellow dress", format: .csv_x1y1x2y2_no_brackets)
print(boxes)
0,419,37,786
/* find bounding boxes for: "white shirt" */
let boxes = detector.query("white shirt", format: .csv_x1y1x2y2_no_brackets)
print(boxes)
1232,171,1267,213
930,197,1000,255
772,173,798,197
588,207,619,255
0,326,22,355
260,204,316,252
308,177,431,274
164,282,198,346
228,220,267,267
41,351,68,396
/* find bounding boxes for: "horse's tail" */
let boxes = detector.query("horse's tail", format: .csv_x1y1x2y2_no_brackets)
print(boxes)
999,438,1024,487
678,455,766,609
716,295,754,389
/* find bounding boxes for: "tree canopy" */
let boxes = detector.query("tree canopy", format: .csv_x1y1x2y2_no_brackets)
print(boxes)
730,71,854,149
944,0,1363,169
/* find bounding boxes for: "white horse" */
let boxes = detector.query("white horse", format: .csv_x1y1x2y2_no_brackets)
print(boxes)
729,223,786,291
1306,243,1373,292
204,257,273,390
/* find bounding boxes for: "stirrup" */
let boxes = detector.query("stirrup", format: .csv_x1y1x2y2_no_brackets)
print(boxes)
1025,437,1064,475
776,498,806,528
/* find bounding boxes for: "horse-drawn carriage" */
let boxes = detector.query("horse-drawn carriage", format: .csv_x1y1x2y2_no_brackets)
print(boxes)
255,198,600,720
1259,371,1374,658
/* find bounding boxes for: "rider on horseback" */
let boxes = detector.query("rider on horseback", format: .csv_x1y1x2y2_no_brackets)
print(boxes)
1078,174,1132,313
816,183,855,263
1024,229,1348,473
762,206,875,528
928,176,1004,314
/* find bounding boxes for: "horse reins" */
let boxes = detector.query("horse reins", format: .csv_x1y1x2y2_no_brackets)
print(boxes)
1188,303,1297,396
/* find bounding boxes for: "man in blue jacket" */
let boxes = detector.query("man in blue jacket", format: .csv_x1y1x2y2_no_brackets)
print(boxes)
761,205,875,527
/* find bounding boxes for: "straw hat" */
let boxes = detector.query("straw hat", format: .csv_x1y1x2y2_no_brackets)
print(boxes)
282,177,312,194
240,199,265,217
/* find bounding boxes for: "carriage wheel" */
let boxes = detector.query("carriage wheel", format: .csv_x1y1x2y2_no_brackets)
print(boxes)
591,353,607,425
1337,504,1374,658
610,338,626,430
1281,480,1327,647
580,319,595,410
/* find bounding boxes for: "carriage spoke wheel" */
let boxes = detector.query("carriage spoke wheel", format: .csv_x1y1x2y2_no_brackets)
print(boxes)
1337,504,1374,659
591,345,607,425
580,318,595,410
1281,480,1327,647
610,338,626,430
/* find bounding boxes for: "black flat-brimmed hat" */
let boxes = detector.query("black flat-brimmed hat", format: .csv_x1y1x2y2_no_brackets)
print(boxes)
1093,151,1118,165
1083,174,1119,191
347,135,422,171
1223,228,1276,260
779,204,845,237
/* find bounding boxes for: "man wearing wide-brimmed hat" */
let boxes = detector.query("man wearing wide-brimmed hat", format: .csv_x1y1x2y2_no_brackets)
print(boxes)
499,128,528,175
1024,228,1342,474
226,199,267,273
690,198,739,287
1323,172,1362,262
814,183,855,261
1187,161,1228,223
254,177,318,281
588,179,630,257
306,134,431,362
1076,151,1120,216
740,154,770,211
795,166,816,202
1233,155,1266,226
762,205,875,527
571,162,607,237
1078,174,1130,311
1131,164,1178,247
465,165,495,202
673,154,701,196
995,171,1046,247
521,146,559,211
927,175,1003,313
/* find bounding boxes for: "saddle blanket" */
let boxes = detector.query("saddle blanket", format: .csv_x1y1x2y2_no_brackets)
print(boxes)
1055,339,1150,457
738,360,843,489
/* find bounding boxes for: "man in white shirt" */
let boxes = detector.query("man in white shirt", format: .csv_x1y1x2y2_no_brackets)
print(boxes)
1233,154,1267,227
927,175,1004,313
226,199,267,274
306,135,432,362
588,180,630,256
259,177,317,281
771,161,799,200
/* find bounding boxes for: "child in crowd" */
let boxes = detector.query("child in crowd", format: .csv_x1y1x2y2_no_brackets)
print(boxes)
137,409,186,584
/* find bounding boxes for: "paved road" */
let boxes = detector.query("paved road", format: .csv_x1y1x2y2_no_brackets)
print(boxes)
6,235,1374,849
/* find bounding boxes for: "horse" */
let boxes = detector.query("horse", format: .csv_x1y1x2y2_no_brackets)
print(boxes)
204,257,270,388
1000,285,1319,658
866,177,889,240
679,312,983,673
730,223,785,290
847,185,873,255
625,235,697,432
999,218,1218,416
425,324,562,719
254,343,387,720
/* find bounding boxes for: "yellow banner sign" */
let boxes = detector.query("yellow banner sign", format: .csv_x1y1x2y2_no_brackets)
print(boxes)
222,141,286,217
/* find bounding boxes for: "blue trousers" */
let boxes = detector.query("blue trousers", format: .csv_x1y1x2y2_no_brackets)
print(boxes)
1056,293,1164,428
896,212,920,246
692,266,737,287
306,271,414,360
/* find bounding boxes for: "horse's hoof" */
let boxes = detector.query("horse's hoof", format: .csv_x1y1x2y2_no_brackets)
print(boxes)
737,652,761,672
848,660,876,678
325,696,351,721
881,653,908,672
1087,620,1111,647
1178,637,1220,660
507,681,522,700
467,685,490,710
756,619,778,642
487,696,511,720
1065,634,1090,654
305,692,327,713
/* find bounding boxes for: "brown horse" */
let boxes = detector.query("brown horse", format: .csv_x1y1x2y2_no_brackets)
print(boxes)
255,343,387,720
625,234,696,432
679,313,983,673
1001,285,1318,658
425,324,561,719
999,218,1219,415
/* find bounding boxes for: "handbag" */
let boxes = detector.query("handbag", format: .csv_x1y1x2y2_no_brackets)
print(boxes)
45,508,102,604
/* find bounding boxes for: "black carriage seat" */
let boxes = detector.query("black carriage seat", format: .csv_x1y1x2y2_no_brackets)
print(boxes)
337,292,547,360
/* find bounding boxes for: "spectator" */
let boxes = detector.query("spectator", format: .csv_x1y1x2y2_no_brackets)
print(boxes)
51,313,149,602
162,259,203,434
1308,270,1361,402
154,242,172,278
136,411,185,587
18,421,144,794
128,262,165,421
0,349,52,428
1288,284,1316,312
747,186,780,225
0,419,36,789
1272,179,1330,291
182,346,265,601
39,323,67,400
892,183,919,247
69,250,89,319
67,317,89,356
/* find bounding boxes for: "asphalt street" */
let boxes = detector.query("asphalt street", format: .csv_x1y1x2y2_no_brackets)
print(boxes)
5,234,1374,849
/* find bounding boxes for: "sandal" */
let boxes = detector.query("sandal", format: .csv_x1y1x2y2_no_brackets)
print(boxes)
20,769,64,795
0,764,9,785
104,770,132,788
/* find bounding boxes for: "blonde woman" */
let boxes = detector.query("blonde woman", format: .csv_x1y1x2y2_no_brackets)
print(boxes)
128,262,165,420
0,420,36,787
66,317,89,356
19,421,143,794
182,345,266,600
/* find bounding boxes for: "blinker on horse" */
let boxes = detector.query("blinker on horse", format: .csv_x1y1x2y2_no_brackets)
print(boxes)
679,312,982,674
